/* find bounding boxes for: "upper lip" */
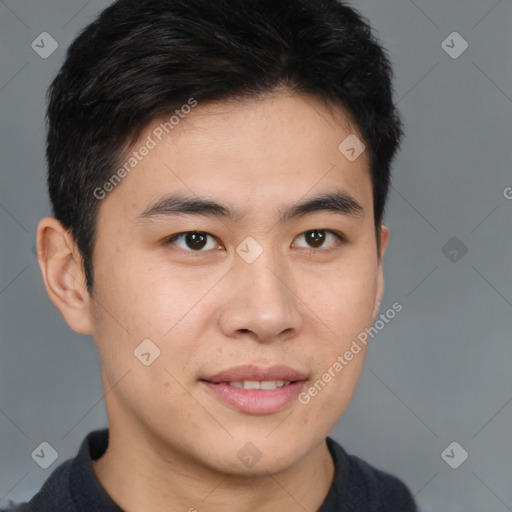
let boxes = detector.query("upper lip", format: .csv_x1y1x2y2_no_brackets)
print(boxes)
203,365,308,383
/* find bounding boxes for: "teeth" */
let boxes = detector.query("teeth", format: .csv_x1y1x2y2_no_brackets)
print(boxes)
261,379,286,389
227,380,291,390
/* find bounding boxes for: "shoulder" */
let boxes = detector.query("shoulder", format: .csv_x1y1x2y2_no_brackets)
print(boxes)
326,437,417,511
2,429,110,512
346,452,417,509
2,458,74,512
1,501,30,511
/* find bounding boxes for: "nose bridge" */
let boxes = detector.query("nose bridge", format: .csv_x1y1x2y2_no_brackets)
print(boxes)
219,242,303,340
242,252,289,304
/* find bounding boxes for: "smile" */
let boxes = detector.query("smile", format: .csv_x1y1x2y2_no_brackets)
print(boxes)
224,380,292,390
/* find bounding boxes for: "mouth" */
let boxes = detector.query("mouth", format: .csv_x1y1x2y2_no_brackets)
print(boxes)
211,379,294,389
200,365,308,414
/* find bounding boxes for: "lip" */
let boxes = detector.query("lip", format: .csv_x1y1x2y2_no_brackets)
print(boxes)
204,364,308,383
200,365,308,414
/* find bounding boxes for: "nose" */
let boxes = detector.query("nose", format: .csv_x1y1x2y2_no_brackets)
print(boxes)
218,251,304,344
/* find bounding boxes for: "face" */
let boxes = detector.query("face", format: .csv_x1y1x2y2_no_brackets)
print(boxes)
47,92,388,476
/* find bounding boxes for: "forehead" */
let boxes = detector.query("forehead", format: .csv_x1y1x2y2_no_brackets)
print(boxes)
97,92,372,224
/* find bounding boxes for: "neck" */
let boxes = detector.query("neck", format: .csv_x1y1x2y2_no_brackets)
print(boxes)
92,422,335,512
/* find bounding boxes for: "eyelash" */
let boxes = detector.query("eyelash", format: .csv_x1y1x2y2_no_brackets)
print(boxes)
165,230,346,257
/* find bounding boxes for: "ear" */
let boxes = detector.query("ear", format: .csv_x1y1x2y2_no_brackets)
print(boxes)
36,216,93,335
371,224,390,322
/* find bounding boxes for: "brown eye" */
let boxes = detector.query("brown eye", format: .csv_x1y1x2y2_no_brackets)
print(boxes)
184,232,207,250
294,230,344,251
167,231,219,252
305,230,326,248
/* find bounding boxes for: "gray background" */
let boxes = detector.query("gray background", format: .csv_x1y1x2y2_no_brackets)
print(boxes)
1,0,511,510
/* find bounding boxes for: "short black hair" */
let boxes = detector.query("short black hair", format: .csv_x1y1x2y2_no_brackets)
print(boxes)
46,0,403,294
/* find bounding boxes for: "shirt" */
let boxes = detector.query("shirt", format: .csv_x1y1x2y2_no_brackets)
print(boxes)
3,429,417,511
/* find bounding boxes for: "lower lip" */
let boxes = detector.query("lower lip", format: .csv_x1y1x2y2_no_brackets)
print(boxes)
201,380,306,414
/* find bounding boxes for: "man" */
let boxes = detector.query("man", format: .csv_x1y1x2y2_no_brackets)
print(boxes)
6,0,416,510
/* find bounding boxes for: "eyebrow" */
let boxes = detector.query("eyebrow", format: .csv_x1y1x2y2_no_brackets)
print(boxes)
134,189,364,224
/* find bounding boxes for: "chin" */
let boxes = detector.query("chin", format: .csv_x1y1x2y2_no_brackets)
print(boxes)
205,437,311,477
219,453,300,478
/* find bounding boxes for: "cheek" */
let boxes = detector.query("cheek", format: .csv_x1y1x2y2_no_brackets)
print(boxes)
90,261,203,410
296,259,379,343
96,254,206,338
293,258,377,414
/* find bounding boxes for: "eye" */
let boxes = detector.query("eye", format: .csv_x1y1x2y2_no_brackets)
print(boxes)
165,229,345,256
166,231,221,252
293,230,345,252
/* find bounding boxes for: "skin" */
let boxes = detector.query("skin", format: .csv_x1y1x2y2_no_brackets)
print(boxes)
37,90,389,512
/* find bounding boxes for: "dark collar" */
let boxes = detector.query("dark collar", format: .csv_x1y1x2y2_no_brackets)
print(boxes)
69,429,124,512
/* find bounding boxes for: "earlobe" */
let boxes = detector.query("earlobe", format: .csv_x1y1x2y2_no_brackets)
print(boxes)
36,216,93,335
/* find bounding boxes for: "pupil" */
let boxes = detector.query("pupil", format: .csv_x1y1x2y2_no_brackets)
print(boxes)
183,231,326,251
186,232,207,250
307,230,325,248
